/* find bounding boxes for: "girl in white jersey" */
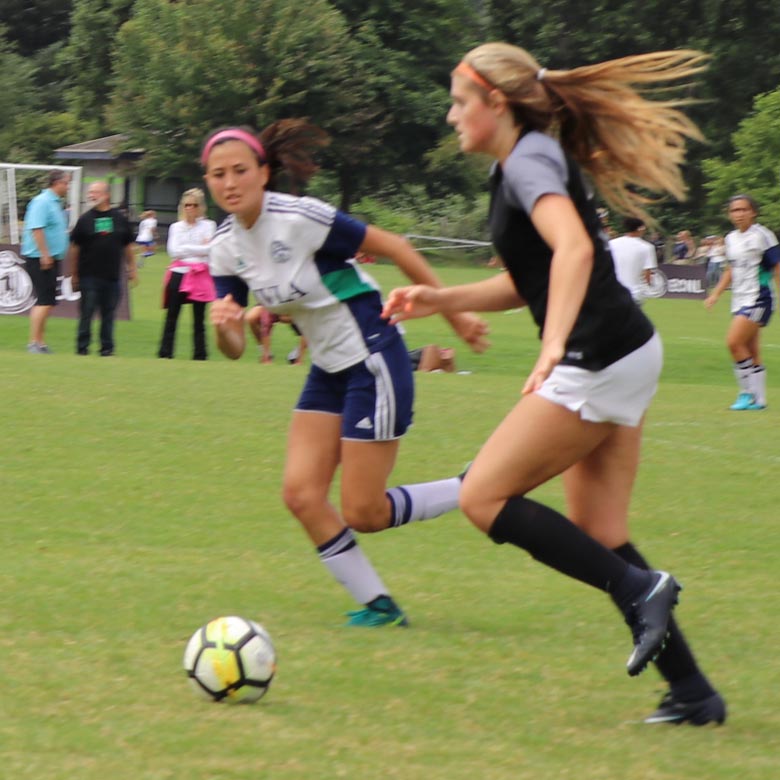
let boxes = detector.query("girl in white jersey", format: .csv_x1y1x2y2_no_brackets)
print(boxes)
705,195,780,410
135,209,157,259
202,120,487,628
384,43,725,725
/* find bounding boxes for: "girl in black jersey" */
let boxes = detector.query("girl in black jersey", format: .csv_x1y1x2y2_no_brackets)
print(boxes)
384,43,725,725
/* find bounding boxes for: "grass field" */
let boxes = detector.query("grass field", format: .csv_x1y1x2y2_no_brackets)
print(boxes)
1,255,779,779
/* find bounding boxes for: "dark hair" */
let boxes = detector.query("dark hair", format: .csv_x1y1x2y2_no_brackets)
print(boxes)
622,216,645,233
203,120,329,194
728,194,759,213
260,119,329,193
48,170,69,187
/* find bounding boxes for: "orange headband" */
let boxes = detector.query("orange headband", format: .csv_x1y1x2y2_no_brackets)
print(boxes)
453,61,495,92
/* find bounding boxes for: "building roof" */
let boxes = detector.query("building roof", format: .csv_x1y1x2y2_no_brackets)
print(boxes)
54,134,145,161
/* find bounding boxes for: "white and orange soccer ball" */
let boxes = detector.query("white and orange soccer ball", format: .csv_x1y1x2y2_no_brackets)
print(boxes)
183,616,276,703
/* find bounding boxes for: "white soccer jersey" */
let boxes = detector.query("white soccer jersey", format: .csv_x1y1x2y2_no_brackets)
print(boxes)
209,192,394,373
724,223,779,312
136,217,157,243
608,235,657,302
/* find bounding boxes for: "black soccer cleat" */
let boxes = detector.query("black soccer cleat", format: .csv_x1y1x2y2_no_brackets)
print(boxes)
624,570,681,676
644,690,727,726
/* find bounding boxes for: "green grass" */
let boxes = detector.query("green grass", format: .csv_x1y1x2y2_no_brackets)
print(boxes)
1,255,779,779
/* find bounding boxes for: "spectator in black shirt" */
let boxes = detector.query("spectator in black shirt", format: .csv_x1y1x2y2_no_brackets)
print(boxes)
69,181,136,356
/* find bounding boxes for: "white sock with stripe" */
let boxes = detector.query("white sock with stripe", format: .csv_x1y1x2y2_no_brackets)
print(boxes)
386,477,461,527
733,358,754,394
750,364,767,406
317,528,387,604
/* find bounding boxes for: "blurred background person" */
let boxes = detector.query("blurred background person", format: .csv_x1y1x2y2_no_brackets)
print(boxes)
69,180,136,356
704,194,780,410
704,234,726,289
134,209,158,266
672,229,697,263
408,344,457,372
608,217,658,304
647,231,667,264
158,189,216,360
20,170,71,354
245,304,307,365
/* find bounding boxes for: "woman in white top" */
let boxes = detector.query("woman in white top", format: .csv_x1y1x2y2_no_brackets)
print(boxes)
704,234,726,288
158,188,217,360
705,194,780,409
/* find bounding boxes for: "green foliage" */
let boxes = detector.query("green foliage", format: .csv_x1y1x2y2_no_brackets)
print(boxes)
328,0,485,205
56,0,134,130
0,111,91,168
1,0,73,57
350,196,420,235
423,135,492,201
0,34,90,210
0,27,40,150
109,0,372,188
351,186,491,262
702,87,780,231
107,0,484,208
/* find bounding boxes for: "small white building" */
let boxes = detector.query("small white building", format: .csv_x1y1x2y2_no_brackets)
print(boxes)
53,134,200,234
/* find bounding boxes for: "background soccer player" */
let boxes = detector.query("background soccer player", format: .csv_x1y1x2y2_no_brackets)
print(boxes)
705,194,780,410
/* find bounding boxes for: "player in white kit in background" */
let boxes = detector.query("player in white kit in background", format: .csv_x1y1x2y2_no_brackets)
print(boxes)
705,194,780,410
608,217,658,304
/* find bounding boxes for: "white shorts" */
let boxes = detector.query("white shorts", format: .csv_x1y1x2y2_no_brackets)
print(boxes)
535,333,662,427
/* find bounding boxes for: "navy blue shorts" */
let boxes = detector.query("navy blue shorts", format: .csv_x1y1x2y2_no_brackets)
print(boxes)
296,338,414,441
735,290,772,328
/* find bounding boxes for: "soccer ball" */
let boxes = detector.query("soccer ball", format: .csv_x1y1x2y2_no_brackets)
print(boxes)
183,616,276,703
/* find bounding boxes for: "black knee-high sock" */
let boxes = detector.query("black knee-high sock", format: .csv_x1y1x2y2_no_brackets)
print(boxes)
489,496,650,603
613,542,716,699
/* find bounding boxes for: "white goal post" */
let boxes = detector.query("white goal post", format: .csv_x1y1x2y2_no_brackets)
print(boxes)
0,163,83,245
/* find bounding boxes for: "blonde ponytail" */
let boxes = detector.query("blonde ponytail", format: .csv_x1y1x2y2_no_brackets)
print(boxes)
462,44,708,221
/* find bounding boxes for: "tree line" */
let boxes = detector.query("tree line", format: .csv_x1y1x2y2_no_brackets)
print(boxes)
2,0,780,236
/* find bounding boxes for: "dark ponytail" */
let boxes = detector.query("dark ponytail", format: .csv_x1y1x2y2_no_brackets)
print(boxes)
259,119,330,194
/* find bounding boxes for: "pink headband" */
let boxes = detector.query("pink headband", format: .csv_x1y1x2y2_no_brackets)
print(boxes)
201,129,266,166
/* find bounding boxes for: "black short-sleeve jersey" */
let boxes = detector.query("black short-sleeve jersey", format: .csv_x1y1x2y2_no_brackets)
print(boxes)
489,131,654,370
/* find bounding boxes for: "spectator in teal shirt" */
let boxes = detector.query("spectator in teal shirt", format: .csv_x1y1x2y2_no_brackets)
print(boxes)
20,170,71,353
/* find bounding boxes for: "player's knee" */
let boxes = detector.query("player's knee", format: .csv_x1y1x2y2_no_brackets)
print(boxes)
341,498,389,533
458,483,494,534
725,331,749,358
281,481,324,520
725,337,742,358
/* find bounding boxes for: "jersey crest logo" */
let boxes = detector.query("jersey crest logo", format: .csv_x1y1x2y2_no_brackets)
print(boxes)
271,241,292,263
236,256,247,271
